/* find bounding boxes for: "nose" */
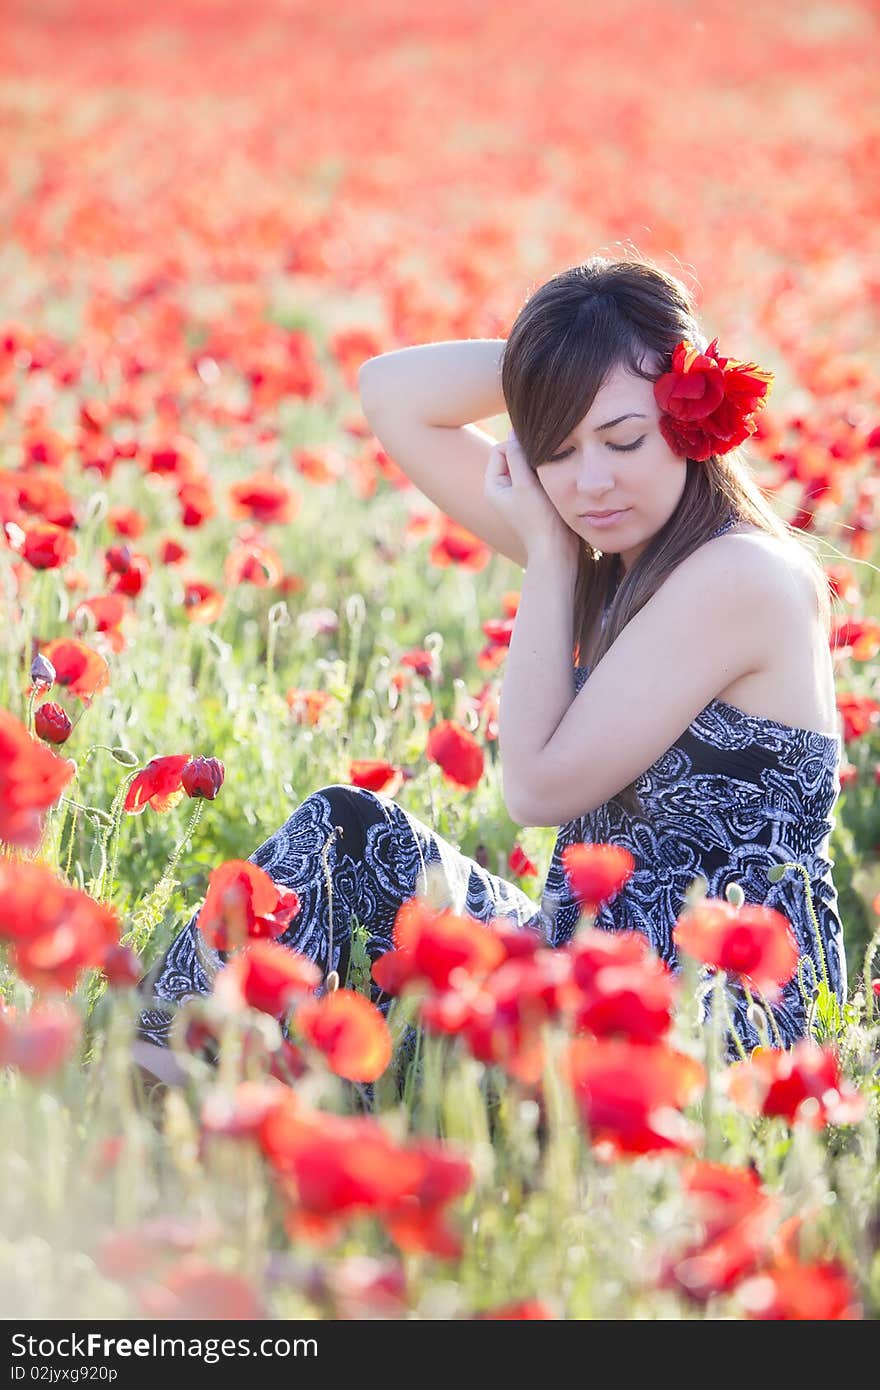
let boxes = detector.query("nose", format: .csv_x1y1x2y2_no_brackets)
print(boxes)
572,447,616,498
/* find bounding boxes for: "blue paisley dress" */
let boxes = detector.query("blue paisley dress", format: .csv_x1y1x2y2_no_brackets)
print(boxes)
136,515,846,1057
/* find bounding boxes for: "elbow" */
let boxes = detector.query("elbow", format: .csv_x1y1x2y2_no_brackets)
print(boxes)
503,779,549,829
504,773,598,827
502,777,530,827
357,357,388,411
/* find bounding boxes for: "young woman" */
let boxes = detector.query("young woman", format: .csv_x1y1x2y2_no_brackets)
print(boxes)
134,255,846,1076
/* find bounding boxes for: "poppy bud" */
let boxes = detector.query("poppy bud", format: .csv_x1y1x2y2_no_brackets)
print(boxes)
105,543,132,574
181,756,225,800
725,882,745,908
34,701,73,745
30,652,56,689
109,747,139,767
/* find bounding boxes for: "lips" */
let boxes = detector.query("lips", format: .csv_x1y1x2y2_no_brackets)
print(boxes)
580,509,628,519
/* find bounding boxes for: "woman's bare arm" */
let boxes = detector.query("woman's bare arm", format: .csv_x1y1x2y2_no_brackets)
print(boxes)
357,340,528,568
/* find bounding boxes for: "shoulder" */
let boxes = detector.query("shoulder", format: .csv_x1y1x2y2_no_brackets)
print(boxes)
659,527,812,662
682,526,811,610
663,526,787,609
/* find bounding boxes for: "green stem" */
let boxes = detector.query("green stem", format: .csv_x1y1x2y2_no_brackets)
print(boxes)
717,977,748,1062
774,860,829,989
861,922,880,1025
755,986,785,1049
104,775,139,903
318,824,343,984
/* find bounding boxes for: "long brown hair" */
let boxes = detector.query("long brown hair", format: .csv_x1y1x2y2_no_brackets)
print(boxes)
500,253,831,818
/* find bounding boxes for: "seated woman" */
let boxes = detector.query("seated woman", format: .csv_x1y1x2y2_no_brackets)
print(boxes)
134,253,846,1082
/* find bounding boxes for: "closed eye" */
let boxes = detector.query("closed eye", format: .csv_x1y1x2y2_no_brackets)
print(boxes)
546,436,646,463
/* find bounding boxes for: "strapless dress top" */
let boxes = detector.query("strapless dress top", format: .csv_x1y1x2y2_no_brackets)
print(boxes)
533,519,846,1049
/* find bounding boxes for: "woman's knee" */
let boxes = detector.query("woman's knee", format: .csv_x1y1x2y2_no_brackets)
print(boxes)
312,782,384,812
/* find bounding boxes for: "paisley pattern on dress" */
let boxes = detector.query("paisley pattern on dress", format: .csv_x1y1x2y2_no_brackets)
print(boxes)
136,513,846,1060
136,782,544,1048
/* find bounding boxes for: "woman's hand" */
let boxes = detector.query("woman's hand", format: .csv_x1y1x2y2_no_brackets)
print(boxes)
484,431,581,566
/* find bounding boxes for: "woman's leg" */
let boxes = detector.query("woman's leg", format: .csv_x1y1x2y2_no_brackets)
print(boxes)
135,783,547,1048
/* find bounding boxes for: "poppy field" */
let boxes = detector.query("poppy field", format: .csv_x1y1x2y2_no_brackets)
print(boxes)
2,0,880,1321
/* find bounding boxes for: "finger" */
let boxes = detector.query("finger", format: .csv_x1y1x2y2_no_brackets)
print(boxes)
487,443,511,479
504,432,527,471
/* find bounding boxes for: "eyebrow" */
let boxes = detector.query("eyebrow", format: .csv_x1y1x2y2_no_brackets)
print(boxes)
594,412,647,432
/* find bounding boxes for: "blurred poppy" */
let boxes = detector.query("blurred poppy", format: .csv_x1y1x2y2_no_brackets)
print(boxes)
564,1036,705,1157
296,989,393,1082
561,842,636,913
199,860,301,951
425,719,484,789
212,939,320,1018
673,899,799,993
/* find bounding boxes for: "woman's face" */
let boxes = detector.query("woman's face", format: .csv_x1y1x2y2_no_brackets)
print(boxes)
534,357,687,573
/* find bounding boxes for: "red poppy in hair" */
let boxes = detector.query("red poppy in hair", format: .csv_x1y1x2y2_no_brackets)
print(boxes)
654,338,774,462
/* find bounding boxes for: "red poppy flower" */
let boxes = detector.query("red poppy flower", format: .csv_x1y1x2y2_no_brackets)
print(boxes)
181,580,225,623
199,860,301,951
20,520,78,569
400,648,438,680
0,708,75,848
260,1101,404,1198
201,1079,291,1139
737,1257,862,1320
104,545,134,576
37,638,110,705
228,470,298,525
148,435,203,480
0,1001,80,1077
212,940,320,1018
285,687,339,726
833,692,880,743
373,897,506,995
224,539,284,588
295,989,392,1082
160,538,187,565
294,448,342,485
561,842,636,913
381,1136,473,1259
508,843,538,877
13,903,121,993
564,1036,705,1157
474,1300,555,1319
673,898,799,993
481,616,515,648
331,327,383,390
654,338,774,462
124,754,192,814
71,594,129,651
138,1258,267,1321
423,949,570,1086
13,467,74,527
726,1042,866,1128
660,1161,779,1302
101,942,143,988
349,758,402,795
428,519,491,571
0,858,121,990
570,926,656,985
425,719,484,790
108,554,151,598
106,505,146,538
573,960,678,1044
830,617,880,662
